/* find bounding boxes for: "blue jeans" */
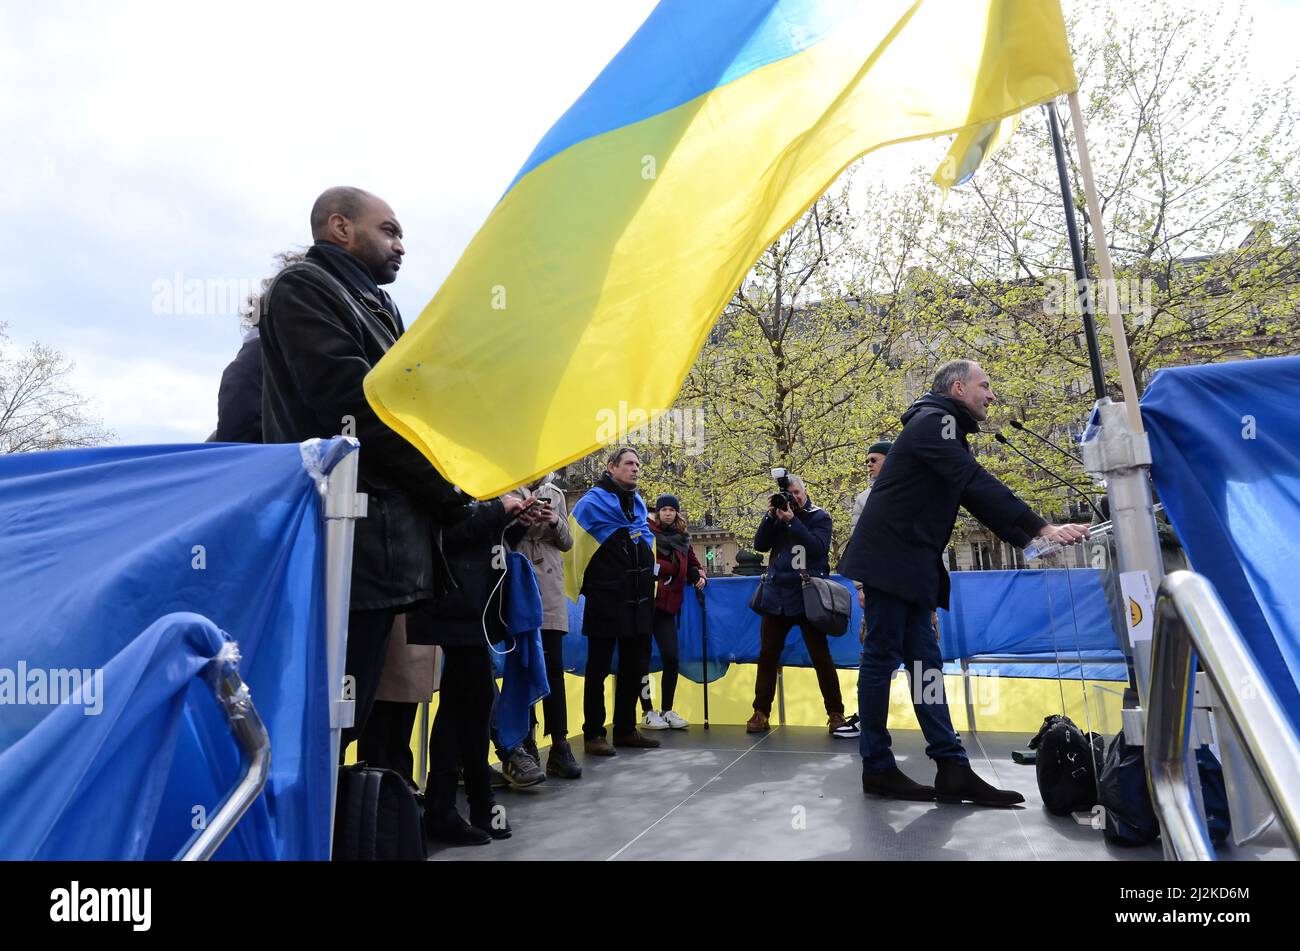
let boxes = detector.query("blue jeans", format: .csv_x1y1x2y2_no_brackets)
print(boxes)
858,587,967,772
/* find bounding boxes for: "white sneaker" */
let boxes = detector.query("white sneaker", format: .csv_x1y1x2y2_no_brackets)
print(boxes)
642,709,669,730
662,710,689,730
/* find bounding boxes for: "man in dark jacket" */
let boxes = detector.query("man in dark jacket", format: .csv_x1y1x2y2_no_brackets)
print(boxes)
575,447,659,755
747,475,847,736
839,359,1088,806
260,186,465,756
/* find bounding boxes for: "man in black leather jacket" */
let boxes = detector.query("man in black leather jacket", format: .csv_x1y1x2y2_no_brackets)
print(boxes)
260,186,465,756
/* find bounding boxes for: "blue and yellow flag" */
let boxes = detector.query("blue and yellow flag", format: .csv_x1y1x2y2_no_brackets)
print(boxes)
365,0,1078,498
564,486,652,603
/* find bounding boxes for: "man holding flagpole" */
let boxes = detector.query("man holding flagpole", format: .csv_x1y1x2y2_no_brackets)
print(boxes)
567,447,660,755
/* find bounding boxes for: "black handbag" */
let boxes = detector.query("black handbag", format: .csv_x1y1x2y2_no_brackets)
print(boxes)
747,573,768,614
800,573,852,637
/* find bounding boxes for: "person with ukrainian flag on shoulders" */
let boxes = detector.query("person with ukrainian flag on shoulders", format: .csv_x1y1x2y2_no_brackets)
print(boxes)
566,447,659,756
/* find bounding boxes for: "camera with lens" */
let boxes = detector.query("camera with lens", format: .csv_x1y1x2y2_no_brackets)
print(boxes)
769,467,797,512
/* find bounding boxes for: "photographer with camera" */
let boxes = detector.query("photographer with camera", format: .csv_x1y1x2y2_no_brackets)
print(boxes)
747,471,848,736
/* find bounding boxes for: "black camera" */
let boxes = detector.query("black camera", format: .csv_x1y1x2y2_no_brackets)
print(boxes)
769,467,797,512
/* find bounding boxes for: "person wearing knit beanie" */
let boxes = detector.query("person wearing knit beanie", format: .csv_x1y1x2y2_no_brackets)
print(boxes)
655,494,681,513
643,492,703,731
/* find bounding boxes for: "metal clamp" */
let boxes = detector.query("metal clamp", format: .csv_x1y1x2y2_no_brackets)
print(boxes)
324,491,368,520
1081,399,1153,476
177,643,271,861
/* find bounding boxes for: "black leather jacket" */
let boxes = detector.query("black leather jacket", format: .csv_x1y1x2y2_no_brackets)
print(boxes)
260,242,464,610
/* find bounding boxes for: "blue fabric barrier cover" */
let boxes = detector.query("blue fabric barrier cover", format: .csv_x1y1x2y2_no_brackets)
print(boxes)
1142,355,1300,735
0,441,344,860
939,569,1121,660
561,570,1122,681
0,613,231,859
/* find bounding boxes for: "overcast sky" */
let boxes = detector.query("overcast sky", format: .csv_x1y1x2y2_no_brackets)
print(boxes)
2,0,1298,445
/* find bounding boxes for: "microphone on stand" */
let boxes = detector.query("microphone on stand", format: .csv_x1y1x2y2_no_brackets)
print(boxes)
993,432,1105,522
1008,419,1083,465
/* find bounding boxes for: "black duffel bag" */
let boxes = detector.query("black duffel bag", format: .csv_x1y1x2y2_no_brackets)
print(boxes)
800,572,852,637
1028,714,1105,816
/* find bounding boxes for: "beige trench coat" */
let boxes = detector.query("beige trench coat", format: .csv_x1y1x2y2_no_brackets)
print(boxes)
375,613,441,703
506,476,573,632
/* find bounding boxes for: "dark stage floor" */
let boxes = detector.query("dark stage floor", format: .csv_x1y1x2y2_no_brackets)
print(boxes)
428,725,1291,861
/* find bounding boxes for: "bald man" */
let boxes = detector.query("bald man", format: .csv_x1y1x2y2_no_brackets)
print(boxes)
260,187,465,759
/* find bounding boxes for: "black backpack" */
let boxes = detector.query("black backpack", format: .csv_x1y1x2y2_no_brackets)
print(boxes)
333,764,427,861
1028,714,1105,817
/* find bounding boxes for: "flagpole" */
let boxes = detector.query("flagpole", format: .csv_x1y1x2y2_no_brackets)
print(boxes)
1067,90,1165,718
1066,91,1144,434
1045,104,1107,401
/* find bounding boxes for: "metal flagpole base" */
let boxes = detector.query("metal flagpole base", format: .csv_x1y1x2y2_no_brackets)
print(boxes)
1081,398,1165,733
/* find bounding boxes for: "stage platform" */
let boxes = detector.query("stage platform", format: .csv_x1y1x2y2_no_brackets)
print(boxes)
429,725,1293,862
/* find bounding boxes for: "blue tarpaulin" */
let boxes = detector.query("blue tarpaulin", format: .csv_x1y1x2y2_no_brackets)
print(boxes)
562,570,1123,681
0,440,346,860
1142,355,1300,735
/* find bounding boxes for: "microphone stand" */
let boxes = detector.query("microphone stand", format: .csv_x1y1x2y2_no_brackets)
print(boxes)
993,432,1105,522
1009,418,1082,465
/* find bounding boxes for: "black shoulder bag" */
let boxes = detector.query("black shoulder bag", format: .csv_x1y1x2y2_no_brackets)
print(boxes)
800,572,852,637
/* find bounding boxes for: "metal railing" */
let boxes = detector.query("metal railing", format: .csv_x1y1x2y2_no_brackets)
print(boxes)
1146,570,1300,860
177,643,271,861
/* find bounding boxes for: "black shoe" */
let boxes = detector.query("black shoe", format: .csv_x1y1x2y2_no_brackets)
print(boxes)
613,730,660,749
501,747,547,788
546,737,583,779
469,802,513,840
861,765,936,801
426,811,491,846
934,760,1025,807
522,733,541,767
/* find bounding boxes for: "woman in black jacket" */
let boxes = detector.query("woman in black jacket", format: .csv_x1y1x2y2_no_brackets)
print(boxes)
747,475,847,736
406,493,537,846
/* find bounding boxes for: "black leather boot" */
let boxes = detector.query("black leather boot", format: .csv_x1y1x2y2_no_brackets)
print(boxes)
546,737,583,779
934,759,1025,807
469,798,513,840
425,770,490,846
861,765,936,801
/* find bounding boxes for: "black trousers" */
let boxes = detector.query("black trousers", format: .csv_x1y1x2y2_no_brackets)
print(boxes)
357,700,418,788
584,634,651,739
427,643,496,816
640,611,681,712
340,608,398,760
530,629,569,739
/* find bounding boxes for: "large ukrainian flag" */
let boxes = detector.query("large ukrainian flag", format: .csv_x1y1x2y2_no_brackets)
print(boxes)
365,0,1078,499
